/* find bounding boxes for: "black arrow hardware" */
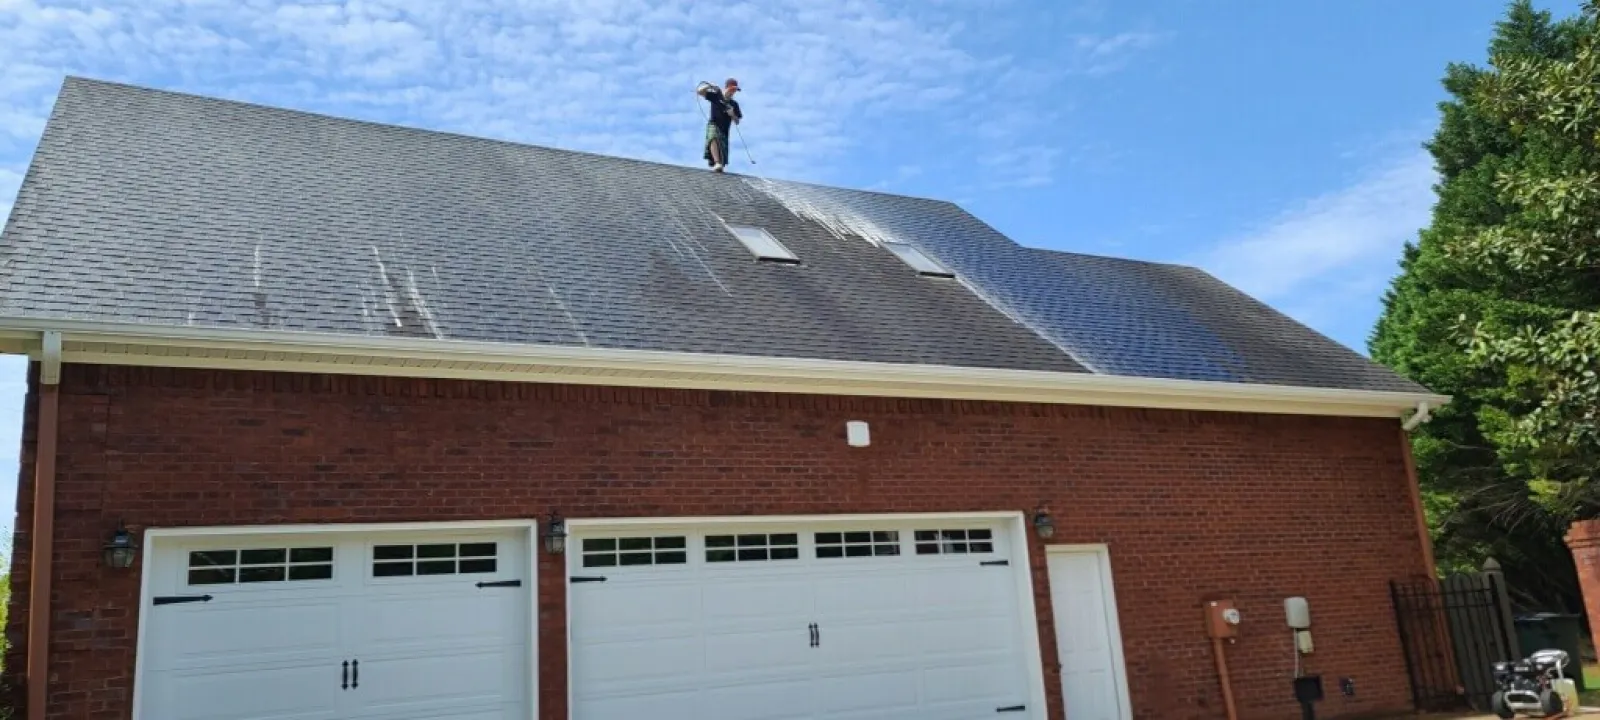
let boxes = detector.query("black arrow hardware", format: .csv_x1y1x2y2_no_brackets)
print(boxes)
341,660,349,690
351,659,359,689
808,623,818,647
476,579,523,588
996,705,1026,713
979,560,1010,566
153,594,214,606
570,576,608,583
815,624,821,647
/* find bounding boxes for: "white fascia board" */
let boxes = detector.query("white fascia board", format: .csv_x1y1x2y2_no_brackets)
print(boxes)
0,318,1449,418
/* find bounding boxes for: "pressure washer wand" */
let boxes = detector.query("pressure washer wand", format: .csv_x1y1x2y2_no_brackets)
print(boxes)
735,124,756,166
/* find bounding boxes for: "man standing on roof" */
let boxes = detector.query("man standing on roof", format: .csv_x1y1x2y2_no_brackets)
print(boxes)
697,78,742,173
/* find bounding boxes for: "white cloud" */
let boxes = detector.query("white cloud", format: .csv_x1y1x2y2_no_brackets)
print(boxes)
0,356,24,455
1195,149,1436,336
0,167,21,202
0,355,26,541
867,163,925,190
979,145,1063,189
0,353,27,547
0,167,21,226
944,32,1160,191
1070,31,1167,76
1077,32,1157,58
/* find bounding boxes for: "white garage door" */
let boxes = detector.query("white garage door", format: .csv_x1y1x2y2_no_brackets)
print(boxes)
569,519,1035,720
137,527,530,720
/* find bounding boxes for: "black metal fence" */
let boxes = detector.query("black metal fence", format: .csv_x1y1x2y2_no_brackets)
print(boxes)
1391,571,1520,711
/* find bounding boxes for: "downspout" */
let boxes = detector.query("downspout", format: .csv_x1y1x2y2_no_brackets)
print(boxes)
1399,401,1438,574
26,331,61,720
1397,400,1462,701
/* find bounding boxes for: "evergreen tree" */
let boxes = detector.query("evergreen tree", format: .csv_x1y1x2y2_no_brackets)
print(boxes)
1372,0,1589,607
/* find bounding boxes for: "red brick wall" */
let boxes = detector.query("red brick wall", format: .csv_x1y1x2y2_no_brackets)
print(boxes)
3,364,1430,719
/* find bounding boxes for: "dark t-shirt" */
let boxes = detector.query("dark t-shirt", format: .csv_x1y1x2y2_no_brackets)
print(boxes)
704,88,742,132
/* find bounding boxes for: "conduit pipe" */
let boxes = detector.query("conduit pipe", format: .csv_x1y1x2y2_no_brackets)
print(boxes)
1399,425,1439,577
1211,637,1240,720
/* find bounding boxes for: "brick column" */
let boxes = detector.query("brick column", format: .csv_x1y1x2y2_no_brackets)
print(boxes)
1565,519,1600,655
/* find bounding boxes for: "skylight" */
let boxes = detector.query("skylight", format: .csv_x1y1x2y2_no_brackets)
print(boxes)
726,225,798,263
883,241,954,277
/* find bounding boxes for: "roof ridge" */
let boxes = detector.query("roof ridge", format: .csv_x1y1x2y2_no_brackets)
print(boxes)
59,75,960,208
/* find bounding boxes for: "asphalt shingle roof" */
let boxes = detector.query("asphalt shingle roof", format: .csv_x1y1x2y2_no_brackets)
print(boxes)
0,77,1426,394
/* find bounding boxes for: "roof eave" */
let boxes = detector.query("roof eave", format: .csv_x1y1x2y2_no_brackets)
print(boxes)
0,319,1448,419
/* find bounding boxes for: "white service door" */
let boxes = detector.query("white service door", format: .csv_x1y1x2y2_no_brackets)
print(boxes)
569,521,1034,720
1048,551,1126,720
139,528,529,720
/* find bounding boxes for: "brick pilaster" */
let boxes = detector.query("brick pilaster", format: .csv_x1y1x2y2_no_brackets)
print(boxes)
1566,520,1600,656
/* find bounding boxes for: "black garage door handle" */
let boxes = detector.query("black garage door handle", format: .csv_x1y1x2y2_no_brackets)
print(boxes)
153,594,213,606
996,705,1026,712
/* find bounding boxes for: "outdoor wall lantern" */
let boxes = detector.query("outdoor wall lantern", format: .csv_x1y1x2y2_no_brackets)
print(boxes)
543,511,567,555
1032,506,1055,540
102,520,138,569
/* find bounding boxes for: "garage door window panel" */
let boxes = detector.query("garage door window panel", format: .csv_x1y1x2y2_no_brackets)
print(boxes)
372,542,498,577
914,529,995,555
582,536,688,568
815,530,900,558
706,533,799,563
187,546,335,586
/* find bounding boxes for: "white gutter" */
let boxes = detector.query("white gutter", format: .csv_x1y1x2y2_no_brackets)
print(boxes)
0,318,1449,419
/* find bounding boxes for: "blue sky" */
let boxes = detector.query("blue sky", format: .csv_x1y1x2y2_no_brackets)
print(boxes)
0,0,1582,538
